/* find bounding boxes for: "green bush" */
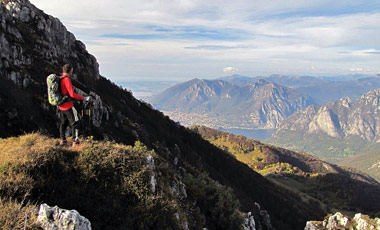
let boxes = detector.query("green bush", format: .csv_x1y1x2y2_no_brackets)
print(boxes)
184,173,243,230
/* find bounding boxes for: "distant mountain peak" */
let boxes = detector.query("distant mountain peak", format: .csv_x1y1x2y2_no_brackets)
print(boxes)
255,78,269,85
277,88,380,140
270,88,380,159
151,78,313,129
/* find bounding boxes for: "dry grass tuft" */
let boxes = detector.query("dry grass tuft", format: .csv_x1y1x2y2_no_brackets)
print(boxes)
0,197,38,230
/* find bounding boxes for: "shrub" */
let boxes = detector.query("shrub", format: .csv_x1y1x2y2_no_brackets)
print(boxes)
184,173,243,230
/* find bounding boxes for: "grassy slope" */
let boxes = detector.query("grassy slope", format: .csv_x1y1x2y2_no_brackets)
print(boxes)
0,133,172,229
0,133,245,230
267,130,380,162
339,149,380,183
191,125,380,217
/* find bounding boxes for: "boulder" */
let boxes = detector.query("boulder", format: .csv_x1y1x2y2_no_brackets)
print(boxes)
36,203,91,230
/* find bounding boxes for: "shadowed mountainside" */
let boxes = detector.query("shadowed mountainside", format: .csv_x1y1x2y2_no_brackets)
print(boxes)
192,126,380,216
0,1,327,229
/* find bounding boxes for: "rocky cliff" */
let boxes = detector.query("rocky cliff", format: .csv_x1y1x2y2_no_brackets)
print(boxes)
275,89,380,141
0,1,325,229
0,0,106,138
150,78,313,129
269,89,380,160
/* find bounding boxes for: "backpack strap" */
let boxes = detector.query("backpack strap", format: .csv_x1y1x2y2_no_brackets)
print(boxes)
59,76,72,102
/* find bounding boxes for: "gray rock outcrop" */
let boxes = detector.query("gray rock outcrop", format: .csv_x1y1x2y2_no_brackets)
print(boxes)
305,212,380,230
275,89,380,142
243,212,256,230
1,0,109,134
36,203,91,230
242,203,274,230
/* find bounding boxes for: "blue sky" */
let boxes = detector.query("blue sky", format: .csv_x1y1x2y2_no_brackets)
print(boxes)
32,0,380,81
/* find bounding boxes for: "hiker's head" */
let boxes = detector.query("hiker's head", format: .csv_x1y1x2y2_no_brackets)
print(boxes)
62,64,73,76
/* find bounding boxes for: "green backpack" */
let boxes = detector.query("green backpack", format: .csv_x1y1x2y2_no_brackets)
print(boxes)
46,74,69,106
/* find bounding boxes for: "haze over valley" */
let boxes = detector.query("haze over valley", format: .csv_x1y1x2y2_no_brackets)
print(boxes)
2,0,380,229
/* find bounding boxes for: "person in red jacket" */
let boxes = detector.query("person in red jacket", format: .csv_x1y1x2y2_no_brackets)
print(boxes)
59,64,91,146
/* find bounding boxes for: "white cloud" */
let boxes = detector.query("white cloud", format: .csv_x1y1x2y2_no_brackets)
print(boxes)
349,67,364,72
223,67,239,73
30,0,380,80
348,67,375,74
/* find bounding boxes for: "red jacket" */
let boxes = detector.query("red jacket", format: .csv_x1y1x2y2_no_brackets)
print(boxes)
58,73,84,111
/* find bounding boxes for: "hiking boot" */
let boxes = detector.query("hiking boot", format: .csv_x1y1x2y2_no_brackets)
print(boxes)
72,140,80,147
59,139,67,146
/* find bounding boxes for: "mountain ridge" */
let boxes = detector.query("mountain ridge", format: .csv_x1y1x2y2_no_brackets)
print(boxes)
191,126,380,215
218,74,380,105
0,1,326,229
268,88,380,160
151,78,313,129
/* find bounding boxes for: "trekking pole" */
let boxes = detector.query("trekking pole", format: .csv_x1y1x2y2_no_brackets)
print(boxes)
81,101,85,136
88,107,91,136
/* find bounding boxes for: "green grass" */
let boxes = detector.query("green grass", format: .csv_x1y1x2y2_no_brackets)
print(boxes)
0,133,244,229
339,149,380,182
266,130,380,162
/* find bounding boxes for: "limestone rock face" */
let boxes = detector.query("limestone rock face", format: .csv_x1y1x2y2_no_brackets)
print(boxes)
242,203,274,230
305,212,380,230
243,212,256,230
1,0,99,85
36,203,91,230
275,89,380,142
308,107,341,138
0,0,109,137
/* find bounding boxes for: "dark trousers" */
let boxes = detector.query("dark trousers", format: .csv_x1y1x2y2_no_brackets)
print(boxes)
59,106,80,141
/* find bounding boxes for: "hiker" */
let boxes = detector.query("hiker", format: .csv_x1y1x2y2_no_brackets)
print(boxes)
58,64,91,146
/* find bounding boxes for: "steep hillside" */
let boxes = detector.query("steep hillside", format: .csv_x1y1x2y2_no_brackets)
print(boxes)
339,149,380,183
151,78,313,129
192,126,380,216
0,133,246,229
268,89,380,160
0,1,326,229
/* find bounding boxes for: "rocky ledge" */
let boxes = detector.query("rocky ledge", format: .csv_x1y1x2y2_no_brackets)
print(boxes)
305,212,380,230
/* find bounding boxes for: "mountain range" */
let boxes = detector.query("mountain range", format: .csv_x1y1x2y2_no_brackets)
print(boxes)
267,89,380,161
0,1,338,229
3,1,380,229
219,74,380,105
150,78,313,129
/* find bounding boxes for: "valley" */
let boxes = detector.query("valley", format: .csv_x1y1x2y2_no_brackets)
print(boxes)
150,74,380,164
191,125,380,216
1,0,380,229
